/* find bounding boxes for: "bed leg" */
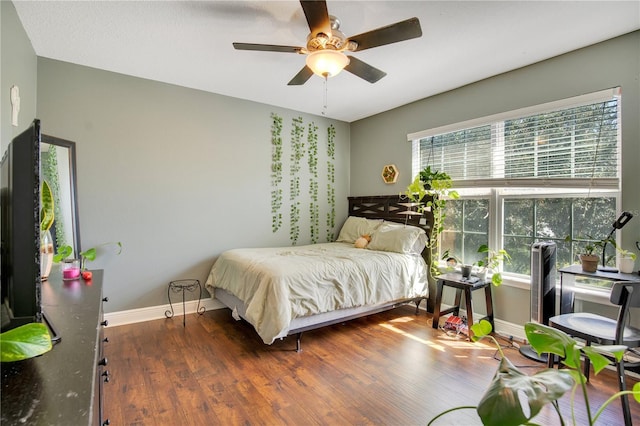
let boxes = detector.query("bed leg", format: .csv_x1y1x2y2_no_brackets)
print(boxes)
296,332,302,353
414,298,422,315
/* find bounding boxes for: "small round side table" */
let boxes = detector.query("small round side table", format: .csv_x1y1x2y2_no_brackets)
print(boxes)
165,279,205,327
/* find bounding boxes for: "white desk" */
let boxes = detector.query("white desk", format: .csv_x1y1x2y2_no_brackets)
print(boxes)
558,264,640,314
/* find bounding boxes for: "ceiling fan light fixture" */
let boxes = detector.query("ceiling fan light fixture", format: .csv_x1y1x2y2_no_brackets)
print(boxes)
305,50,350,78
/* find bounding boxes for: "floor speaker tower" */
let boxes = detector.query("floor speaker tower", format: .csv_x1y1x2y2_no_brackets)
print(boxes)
520,241,557,362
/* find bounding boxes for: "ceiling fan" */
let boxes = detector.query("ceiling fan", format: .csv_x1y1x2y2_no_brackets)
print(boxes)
232,0,422,85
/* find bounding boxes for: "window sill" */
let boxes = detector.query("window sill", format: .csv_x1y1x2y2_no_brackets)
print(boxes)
500,275,613,306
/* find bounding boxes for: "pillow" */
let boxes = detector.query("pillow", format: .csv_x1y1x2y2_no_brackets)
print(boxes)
336,216,383,243
367,222,426,255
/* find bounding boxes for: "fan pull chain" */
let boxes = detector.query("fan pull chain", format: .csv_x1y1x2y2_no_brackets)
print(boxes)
322,75,328,116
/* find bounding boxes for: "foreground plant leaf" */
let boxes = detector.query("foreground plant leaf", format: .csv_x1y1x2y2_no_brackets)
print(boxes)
477,356,574,426
471,320,493,341
525,322,576,361
0,323,52,362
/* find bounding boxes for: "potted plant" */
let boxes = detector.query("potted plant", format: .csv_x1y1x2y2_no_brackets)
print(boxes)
565,236,607,273
618,248,637,274
474,244,511,285
428,320,640,425
54,241,122,280
405,167,459,278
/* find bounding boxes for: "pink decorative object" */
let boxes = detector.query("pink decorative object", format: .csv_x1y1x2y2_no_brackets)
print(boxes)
63,267,80,279
62,259,81,280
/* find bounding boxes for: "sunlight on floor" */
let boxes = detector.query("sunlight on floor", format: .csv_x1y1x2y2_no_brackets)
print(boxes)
379,323,446,351
378,316,499,356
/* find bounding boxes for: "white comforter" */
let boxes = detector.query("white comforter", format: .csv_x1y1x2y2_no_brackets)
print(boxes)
205,242,428,344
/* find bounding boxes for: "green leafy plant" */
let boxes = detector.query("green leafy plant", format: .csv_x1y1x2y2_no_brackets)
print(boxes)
618,248,637,260
565,235,614,257
0,323,52,362
270,113,284,233
40,180,54,233
474,244,511,286
405,167,459,277
326,125,336,242
308,122,319,244
289,116,305,245
428,320,640,425
54,242,122,271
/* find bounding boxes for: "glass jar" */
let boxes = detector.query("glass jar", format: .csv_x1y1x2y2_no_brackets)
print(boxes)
62,258,81,280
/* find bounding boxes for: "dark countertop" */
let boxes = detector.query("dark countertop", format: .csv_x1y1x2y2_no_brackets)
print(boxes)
1,269,104,425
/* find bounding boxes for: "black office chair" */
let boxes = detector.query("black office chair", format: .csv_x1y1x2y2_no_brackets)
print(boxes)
548,281,640,426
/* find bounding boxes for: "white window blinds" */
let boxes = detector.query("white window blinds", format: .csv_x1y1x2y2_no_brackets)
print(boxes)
410,88,621,189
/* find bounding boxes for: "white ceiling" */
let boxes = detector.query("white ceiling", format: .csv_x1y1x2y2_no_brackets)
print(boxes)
12,1,640,123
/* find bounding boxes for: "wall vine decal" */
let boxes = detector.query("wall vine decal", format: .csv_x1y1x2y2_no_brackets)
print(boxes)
307,122,319,243
289,116,305,245
270,113,283,233
268,114,337,245
326,124,336,242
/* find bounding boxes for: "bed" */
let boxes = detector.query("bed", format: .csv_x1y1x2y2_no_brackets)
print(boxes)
205,195,431,351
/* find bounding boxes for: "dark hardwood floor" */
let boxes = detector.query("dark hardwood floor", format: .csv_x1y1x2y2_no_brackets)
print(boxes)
104,306,639,425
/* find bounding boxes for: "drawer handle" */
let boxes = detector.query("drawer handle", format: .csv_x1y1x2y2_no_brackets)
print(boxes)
101,320,108,327
98,357,108,366
102,297,109,303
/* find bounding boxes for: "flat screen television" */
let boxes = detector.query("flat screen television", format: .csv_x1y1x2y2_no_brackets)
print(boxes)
1,119,42,332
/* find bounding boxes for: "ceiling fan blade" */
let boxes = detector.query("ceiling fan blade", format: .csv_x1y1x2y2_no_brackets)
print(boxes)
288,66,315,86
233,42,302,54
300,0,331,37
344,56,386,84
347,17,422,52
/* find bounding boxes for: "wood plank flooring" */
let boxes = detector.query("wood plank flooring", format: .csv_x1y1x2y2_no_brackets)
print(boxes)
103,306,639,425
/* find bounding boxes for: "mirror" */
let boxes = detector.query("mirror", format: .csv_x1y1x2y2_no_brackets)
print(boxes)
40,135,81,257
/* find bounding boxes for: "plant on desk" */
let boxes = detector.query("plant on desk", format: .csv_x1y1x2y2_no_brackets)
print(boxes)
428,320,640,426
618,248,637,274
565,235,613,273
474,244,511,286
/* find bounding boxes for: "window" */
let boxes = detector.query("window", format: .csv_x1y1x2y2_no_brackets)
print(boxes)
410,88,621,287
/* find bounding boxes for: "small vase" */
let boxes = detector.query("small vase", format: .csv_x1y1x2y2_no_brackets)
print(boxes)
40,229,54,281
62,258,81,280
619,256,636,274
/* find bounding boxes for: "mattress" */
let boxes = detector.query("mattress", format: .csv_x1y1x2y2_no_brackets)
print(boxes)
205,242,428,344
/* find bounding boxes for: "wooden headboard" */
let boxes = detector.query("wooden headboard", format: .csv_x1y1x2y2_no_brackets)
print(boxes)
347,195,433,232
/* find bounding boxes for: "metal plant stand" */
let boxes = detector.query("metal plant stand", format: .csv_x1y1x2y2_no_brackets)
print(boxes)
165,279,205,327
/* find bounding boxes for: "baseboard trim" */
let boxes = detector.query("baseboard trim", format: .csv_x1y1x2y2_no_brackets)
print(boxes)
104,298,224,327
106,299,529,336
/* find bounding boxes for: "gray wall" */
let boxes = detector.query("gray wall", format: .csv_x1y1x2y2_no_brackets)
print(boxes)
35,59,349,312
1,0,37,151
350,31,640,326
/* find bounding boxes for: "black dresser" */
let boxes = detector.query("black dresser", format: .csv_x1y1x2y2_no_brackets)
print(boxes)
1,269,109,425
